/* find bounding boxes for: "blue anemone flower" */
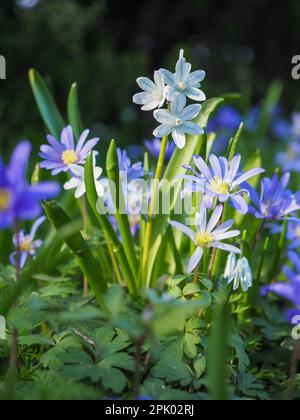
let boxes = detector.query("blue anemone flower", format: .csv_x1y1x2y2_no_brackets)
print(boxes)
262,251,300,322
39,125,99,176
181,154,264,215
0,141,60,229
248,173,300,221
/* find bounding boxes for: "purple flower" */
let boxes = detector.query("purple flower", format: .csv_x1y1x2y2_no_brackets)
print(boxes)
0,141,60,229
272,119,292,140
144,138,175,162
117,148,144,182
262,251,300,322
248,173,300,221
276,142,300,172
207,106,241,133
287,221,300,249
39,125,99,176
10,216,45,268
181,154,264,215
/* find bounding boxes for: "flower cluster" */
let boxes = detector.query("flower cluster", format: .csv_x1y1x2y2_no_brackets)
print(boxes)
224,253,253,292
133,50,206,149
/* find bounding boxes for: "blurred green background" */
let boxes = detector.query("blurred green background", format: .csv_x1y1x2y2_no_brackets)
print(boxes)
1,0,300,154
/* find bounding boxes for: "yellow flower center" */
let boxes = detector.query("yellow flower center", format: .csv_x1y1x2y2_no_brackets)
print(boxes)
175,118,182,126
178,81,187,91
0,189,11,211
61,149,78,165
20,237,32,253
195,231,214,248
211,176,230,195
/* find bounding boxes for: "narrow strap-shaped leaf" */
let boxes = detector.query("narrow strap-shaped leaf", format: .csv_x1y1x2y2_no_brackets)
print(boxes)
67,83,84,140
85,153,137,294
43,201,107,311
227,122,244,161
106,140,138,280
207,286,230,400
29,69,65,139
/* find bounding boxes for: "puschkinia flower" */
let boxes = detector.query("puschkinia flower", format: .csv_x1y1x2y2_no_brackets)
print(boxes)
248,173,300,221
133,71,167,111
117,149,144,182
160,50,206,103
153,96,203,149
39,125,99,176
170,203,240,273
181,154,264,214
261,251,300,322
224,253,253,292
64,156,104,199
10,216,45,268
0,141,60,229
144,138,176,162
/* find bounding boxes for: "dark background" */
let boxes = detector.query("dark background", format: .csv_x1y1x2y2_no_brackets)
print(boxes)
0,0,300,153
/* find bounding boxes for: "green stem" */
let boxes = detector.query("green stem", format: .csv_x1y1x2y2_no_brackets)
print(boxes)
140,136,168,287
106,140,138,282
211,203,230,281
85,154,137,294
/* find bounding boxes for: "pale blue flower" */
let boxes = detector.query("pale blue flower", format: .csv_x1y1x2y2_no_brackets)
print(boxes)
160,50,206,103
153,95,203,149
133,70,167,111
170,203,240,273
224,253,253,292
181,154,264,214
10,216,45,268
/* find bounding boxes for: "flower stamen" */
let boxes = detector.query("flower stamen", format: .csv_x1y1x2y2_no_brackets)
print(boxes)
61,149,78,165
0,189,11,211
211,176,230,194
195,231,213,248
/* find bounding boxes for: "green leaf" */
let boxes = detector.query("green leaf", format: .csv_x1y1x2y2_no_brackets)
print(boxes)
43,201,107,311
29,69,65,138
152,351,193,383
106,140,138,280
67,83,84,140
182,283,201,296
85,153,137,294
194,354,206,379
207,285,231,400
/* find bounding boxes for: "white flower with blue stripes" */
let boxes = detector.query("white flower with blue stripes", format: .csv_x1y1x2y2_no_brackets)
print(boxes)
153,95,203,149
133,70,167,111
160,50,206,103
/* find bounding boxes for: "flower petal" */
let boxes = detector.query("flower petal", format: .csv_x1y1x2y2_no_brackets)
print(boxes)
187,247,204,273
170,220,196,242
207,204,223,232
